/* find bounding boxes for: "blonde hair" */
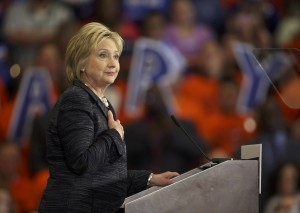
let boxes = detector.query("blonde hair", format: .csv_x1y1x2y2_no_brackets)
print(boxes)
65,22,124,83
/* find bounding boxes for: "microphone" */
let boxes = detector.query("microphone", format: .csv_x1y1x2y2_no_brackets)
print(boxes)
170,115,212,162
170,115,234,165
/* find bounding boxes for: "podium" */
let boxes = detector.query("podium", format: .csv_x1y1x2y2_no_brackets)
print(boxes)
122,160,259,213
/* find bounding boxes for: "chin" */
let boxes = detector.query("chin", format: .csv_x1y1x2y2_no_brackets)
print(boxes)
105,79,116,86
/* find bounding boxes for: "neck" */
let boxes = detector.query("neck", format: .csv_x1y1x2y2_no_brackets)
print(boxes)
82,74,107,98
84,82,106,98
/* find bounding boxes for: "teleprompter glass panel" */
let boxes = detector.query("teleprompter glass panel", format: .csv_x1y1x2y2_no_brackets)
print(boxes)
252,48,300,109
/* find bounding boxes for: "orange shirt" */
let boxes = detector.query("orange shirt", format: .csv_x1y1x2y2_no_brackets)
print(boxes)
10,176,38,213
176,74,220,135
201,112,257,156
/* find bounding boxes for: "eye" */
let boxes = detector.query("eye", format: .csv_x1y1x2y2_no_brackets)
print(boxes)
113,54,120,60
99,52,108,58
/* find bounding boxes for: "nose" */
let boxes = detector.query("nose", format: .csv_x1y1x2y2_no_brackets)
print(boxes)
108,55,116,68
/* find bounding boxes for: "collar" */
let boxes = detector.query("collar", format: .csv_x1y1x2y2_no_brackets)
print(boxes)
72,80,118,120
73,80,109,118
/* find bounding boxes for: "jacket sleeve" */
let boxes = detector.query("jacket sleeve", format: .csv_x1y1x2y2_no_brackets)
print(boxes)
57,94,125,175
126,170,151,197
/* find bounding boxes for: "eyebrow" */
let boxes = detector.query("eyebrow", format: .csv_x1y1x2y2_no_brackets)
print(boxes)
97,48,119,53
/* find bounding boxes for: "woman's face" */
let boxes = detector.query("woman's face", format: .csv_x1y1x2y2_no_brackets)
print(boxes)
84,38,120,89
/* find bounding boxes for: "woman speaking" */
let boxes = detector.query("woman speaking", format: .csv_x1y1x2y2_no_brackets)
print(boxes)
38,22,179,213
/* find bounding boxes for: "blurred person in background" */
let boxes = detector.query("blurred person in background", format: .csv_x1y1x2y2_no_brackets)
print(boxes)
199,77,257,158
163,0,215,74
125,86,208,174
55,20,80,55
264,162,300,213
140,11,167,41
256,0,281,34
0,141,39,213
275,0,300,47
57,0,95,21
93,0,138,36
0,182,16,213
220,33,243,82
225,1,272,48
0,0,12,42
3,0,76,68
192,0,227,37
176,40,226,137
121,0,171,26
35,41,68,96
222,0,281,35
246,95,294,211
92,0,140,57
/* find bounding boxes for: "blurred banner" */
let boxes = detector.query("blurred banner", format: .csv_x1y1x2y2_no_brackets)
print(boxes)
233,42,292,113
252,48,300,109
8,68,54,144
125,38,186,116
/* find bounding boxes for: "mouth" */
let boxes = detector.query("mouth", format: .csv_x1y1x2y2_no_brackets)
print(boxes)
105,72,116,76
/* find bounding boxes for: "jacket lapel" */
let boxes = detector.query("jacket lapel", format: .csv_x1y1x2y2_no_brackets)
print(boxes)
73,80,109,119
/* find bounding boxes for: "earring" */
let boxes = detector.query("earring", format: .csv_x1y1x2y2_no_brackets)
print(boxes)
81,68,85,72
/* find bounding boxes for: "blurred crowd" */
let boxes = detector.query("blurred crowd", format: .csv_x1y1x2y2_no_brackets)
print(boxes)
0,0,300,212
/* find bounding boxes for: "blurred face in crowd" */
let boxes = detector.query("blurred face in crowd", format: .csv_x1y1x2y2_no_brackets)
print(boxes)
172,0,195,26
201,41,225,80
219,81,239,113
37,43,63,82
230,10,260,43
83,38,120,90
143,13,166,40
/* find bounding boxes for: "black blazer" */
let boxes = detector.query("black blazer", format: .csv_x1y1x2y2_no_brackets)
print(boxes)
39,80,150,213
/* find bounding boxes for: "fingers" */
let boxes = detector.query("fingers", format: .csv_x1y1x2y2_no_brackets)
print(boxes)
163,178,174,185
163,172,179,185
166,171,180,178
108,110,114,121
151,171,180,187
107,111,124,141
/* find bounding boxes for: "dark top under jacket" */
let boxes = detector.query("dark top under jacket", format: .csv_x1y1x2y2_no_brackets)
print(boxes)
39,80,150,213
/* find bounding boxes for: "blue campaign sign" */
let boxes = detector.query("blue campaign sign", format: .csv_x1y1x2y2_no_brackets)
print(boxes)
7,67,54,144
233,42,290,113
125,38,186,116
